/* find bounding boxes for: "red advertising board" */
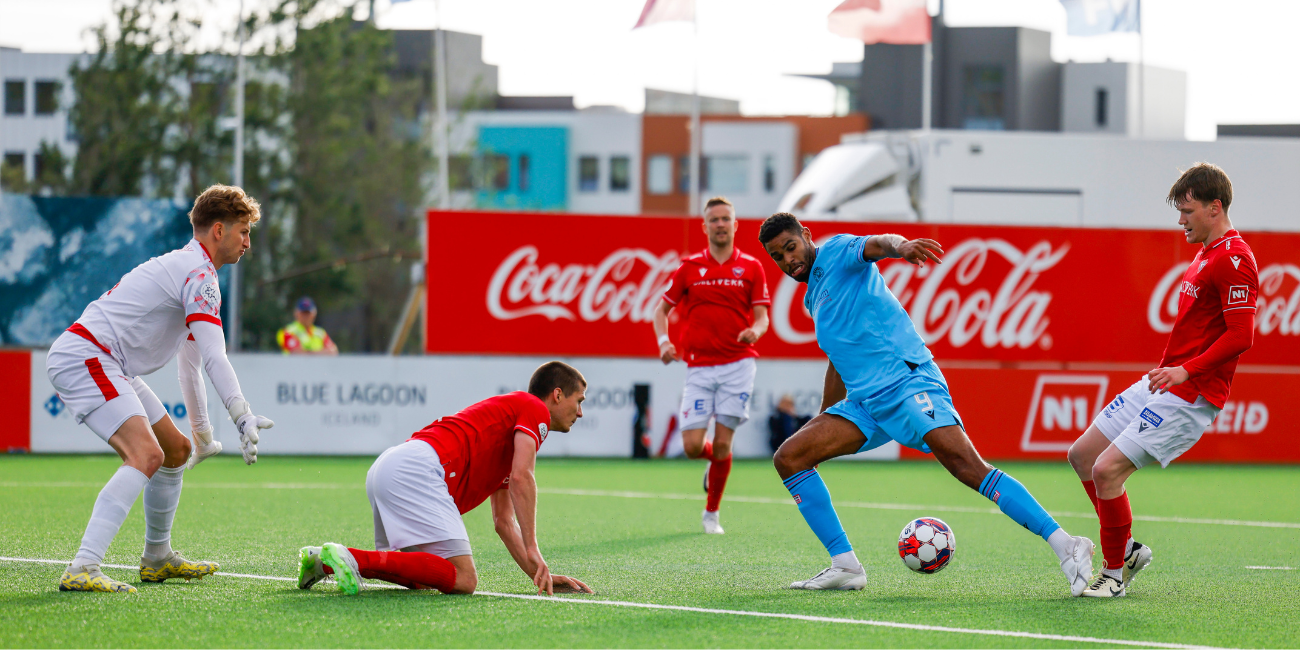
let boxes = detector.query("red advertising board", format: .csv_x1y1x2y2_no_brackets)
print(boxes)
427,211,1300,462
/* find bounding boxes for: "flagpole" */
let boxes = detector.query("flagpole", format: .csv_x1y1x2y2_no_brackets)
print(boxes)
689,11,701,216
229,0,246,352
1137,0,1144,138
433,0,450,209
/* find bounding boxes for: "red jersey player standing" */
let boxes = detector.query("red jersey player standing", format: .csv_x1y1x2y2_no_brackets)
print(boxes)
298,362,592,596
1068,163,1258,597
652,196,770,535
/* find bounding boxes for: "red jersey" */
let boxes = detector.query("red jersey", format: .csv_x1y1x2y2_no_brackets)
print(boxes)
409,392,551,513
662,247,770,367
1159,230,1259,408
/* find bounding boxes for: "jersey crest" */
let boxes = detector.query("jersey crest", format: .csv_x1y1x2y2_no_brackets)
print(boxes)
538,423,549,442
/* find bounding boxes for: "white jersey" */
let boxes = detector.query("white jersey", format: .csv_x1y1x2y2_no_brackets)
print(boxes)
70,238,223,378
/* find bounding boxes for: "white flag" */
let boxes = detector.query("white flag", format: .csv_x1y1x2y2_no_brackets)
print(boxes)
633,0,695,29
1060,0,1140,36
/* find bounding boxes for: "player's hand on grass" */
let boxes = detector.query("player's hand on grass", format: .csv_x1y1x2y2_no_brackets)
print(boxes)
1147,366,1189,393
659,341,679,365
737,327,761,344
528,549,553,594
550,575,593,594
899,238,944,266
228,399,275,465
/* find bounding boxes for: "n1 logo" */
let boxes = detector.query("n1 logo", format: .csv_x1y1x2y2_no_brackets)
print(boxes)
1020,374,1109,452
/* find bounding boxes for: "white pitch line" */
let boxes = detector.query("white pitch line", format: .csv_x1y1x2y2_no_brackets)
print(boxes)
1245,566,1296,571
4,481,1298,530
0,556,1226,650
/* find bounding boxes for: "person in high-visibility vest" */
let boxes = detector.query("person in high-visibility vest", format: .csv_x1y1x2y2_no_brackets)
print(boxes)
277,296,338,355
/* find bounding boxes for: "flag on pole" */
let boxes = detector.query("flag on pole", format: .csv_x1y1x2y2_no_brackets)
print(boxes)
633,0,694,29
1059,0,1140,36
827,0,930,45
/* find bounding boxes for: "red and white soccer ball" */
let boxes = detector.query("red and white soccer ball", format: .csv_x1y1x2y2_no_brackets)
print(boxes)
898,517,955,574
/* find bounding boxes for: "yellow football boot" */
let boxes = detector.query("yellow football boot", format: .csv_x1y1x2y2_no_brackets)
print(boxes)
59,564,137,593
139,550,219,583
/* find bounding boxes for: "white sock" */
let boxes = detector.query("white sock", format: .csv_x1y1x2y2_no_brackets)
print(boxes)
72,466,149,568
143,465,185,561
1125,537,1135,556
1047,528,1074,563
831,550,862,572
1104,566,1123,580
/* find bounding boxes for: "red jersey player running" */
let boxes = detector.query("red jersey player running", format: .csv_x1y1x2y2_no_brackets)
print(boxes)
297,362,592,596
652,196,770,535
1068,163,1259,597
47,185,274,593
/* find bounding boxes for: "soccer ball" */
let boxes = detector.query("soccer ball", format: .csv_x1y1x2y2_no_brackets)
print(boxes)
898,517,955,574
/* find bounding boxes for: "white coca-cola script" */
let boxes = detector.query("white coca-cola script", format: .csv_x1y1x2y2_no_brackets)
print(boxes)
487,246,680,323
771,238,1069,350
1146,262,1299,336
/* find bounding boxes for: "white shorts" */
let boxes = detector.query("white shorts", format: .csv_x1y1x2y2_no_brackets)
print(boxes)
1092,376,1220,469
46,332,167,441
678,357,757,431
365,440,471,556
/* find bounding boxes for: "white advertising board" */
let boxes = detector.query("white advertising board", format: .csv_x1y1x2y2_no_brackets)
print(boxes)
28,352,898,460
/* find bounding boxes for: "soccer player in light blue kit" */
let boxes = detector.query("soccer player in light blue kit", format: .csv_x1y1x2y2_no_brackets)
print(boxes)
758,213,1095,594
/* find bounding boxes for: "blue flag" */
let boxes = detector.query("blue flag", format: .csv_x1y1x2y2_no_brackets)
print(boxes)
1060,0,1140,36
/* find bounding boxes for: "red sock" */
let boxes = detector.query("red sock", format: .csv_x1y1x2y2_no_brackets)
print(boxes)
340,548,457,593
1081,480,1100,512
1096,494,1132,570
705,454,732,512
700,440,715,462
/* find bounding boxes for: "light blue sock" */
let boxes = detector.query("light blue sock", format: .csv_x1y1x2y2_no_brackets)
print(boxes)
782,469,853,556
979,468,1061,541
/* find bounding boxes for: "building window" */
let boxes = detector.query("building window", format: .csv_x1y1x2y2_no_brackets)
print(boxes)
677,156,692,194
647,155,672,195
484,154,509,190
518,154,530,192
578,156,599,192
4,80,25,116
961,65,1005,131
2,151,25,187
1095,88,1108,127
609,156,630,192
763,155,776,193
706,155,748,194
449,155,473,190
34,80,59,116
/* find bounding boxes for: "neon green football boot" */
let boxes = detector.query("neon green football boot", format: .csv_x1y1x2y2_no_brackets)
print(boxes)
298,546,327,589
320,543,364,595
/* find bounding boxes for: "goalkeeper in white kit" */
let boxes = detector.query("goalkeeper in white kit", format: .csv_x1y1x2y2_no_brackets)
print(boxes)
46,185,274,593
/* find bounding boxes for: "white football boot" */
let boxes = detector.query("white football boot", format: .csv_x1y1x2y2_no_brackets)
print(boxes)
1060,535,1095,597
1122,541,1153,588
1082,569,1125,598
701,510,724,535
789,567,866,591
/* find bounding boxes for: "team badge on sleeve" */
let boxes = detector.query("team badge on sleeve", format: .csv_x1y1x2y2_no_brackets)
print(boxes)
200,282,221,306
538,423,548,442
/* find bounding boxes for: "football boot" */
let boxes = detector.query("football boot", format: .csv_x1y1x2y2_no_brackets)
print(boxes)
59,564,137,593
1122,541,1153,588
789,566,866,591
139,550,219,583
298,546,327,589
320,543,365,595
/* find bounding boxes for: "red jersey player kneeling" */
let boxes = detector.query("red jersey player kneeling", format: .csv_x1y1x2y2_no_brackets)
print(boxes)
298,362,593,596
1067,163,1259,598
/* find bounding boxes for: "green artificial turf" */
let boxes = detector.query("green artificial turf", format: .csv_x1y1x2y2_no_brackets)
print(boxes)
1,455,1297,648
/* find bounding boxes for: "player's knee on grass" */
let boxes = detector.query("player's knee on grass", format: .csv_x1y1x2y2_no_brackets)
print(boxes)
448,555,477,594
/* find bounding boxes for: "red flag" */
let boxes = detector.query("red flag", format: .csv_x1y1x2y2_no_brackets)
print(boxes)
828,0,931,44
633,0,694,29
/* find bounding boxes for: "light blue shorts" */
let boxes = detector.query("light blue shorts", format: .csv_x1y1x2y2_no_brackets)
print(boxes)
825,361,964,455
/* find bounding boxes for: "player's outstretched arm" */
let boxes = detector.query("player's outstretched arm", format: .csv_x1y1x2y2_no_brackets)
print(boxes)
820,361,847,413
500,432,591,595
189,321,274,464
862,234,944,266
177,337,221,468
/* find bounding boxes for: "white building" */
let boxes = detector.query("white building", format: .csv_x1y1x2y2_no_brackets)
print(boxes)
0,48,83,183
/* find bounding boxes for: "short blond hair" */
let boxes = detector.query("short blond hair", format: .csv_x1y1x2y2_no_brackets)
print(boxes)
703,196,733,215
190,184,262,231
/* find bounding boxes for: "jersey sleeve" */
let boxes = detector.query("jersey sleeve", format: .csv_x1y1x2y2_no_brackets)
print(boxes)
1215,251,1259,315
182,265,223,328
750,258,771,306
851,235,879,265
662,261,690,306
513,398,551,450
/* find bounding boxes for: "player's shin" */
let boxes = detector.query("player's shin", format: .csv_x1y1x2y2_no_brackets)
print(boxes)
1097,493,1133,578
1081,480,1101,512
979,469,1065,545
142,465,184,560
347,548,458,593
782,469,859,570
74,466,149,567
705,454,731,512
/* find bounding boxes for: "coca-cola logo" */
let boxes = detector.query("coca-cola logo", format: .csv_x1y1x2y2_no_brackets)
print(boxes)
487,246,679,323
1147,262,1299,336
771,237,1069,350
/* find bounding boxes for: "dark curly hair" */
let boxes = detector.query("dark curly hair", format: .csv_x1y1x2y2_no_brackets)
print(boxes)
758,212,804,245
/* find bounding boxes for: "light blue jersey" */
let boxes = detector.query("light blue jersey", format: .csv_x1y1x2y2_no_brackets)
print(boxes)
806,234,961,453
804,234,932,402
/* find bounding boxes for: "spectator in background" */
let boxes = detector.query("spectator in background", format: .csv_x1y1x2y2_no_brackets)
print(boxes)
768,394,810,454
277,297,338,355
